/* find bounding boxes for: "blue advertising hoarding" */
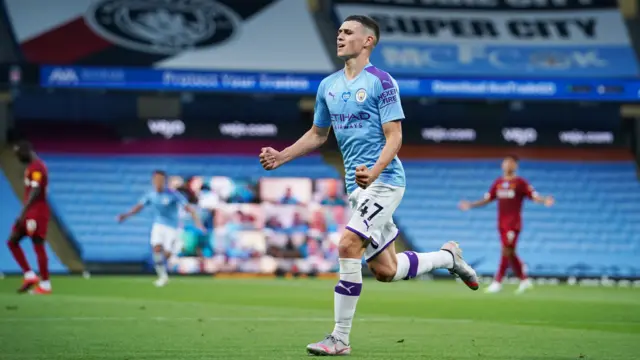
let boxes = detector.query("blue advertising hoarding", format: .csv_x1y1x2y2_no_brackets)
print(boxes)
41,65,640,102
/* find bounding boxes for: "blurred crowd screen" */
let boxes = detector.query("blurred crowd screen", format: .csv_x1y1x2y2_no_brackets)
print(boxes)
167,176,348,276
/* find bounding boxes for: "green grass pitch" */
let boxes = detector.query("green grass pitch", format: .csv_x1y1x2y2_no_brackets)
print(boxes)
0,276,639,359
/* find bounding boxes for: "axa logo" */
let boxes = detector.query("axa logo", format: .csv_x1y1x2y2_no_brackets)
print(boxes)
48,68,79,84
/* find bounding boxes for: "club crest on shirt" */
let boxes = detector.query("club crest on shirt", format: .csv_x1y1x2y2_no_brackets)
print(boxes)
502,181,510,188
355,88,367,103
342,92,351,102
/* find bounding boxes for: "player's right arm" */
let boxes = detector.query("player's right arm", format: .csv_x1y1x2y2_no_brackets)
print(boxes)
259,80,331,170
522,179,554,207
459,180,498,211
15,167,44,224
117,193,149,223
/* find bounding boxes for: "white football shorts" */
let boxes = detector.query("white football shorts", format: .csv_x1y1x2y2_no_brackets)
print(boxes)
150,223,181,254
345,182,405,262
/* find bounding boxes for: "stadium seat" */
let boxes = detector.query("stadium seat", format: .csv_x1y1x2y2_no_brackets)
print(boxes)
0,170,67,274
38,155,640,277
395,160,640,278
40,154,340,263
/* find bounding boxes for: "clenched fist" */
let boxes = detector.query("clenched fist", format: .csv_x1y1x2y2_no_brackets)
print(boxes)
259,147,283,171
355,164,377,189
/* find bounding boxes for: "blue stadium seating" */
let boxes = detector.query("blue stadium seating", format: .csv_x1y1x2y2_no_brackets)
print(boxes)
41,154,340,263
0,170,67,274
396,160,640,278
39,154,640,278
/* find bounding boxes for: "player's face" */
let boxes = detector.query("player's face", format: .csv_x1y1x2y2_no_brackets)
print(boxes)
152,174,166,190
502,158,518,174
337,21,374,59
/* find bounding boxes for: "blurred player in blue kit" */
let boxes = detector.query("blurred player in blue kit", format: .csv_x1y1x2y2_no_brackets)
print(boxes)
117,170,206,287
260,15,480,356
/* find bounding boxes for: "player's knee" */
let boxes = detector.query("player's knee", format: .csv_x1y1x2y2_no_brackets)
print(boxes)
502,247,514,257
153,245,163,253
338,231,364,258
7,234,21,246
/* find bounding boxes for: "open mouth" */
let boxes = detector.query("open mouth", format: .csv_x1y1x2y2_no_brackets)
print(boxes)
338,44,345,49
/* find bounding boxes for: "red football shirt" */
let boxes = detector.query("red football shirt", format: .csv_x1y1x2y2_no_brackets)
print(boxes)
485,176,535,231
23,159,50,217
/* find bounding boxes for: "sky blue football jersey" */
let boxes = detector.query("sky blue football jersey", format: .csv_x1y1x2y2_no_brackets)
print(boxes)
138,189,188,228
313,63,406,194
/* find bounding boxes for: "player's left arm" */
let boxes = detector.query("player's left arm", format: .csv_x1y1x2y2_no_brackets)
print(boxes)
523,180,554,207
185,206,206,232
370,121,402,180
368,77,405,183
16,170,43,222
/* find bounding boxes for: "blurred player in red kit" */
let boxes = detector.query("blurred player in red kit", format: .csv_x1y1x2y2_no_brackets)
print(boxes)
7,141,52,295
459,155,554,294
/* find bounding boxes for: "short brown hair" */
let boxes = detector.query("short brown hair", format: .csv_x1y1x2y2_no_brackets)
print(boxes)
344,15,380,45
505,154,520,162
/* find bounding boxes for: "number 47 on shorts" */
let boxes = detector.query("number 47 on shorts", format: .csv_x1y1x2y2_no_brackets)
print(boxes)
358,199,384,221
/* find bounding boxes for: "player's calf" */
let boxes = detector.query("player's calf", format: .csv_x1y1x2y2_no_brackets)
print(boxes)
32,236,52,292
152,245,169,286
366,244,398,282
368,261,396,282
330,230,365,346
368,244,457,284
7,236,39,293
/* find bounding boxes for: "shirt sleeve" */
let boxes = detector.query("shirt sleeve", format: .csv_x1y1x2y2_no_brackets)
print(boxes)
138,192,151,206
376,77,405,124
484,180,498,200
521,179,537,200
173,191,190,207
313,79,331,128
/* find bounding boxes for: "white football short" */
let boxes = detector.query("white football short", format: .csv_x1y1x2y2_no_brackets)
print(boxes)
150,223,181,254
345,182,405,262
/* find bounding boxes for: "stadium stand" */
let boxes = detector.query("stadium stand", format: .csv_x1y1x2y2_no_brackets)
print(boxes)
38,152,640,278
397,160,640,278
41,154,340,263
0,170,67,274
